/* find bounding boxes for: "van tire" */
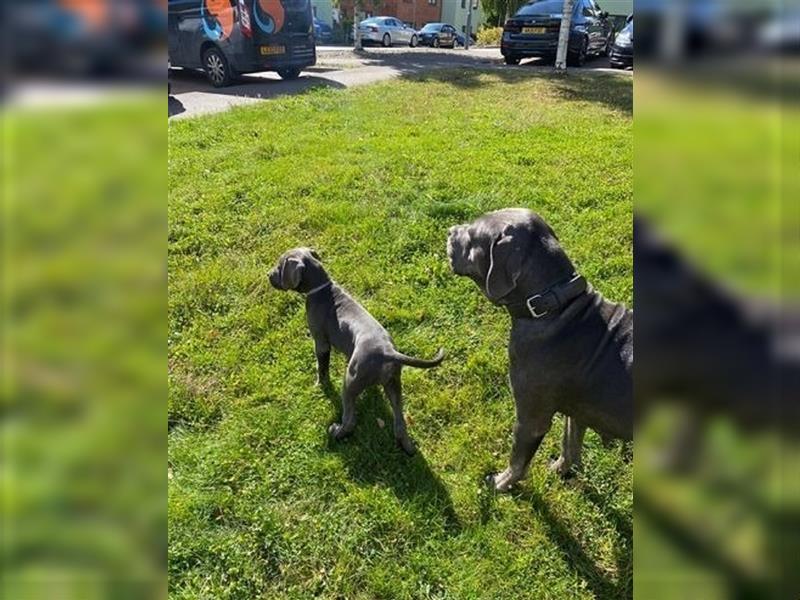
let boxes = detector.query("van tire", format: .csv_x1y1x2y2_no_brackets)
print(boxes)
203,47,232,87
277,67,301,80
504,55,520,65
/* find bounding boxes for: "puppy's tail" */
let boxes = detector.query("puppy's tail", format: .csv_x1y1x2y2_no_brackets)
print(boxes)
388,348,445,369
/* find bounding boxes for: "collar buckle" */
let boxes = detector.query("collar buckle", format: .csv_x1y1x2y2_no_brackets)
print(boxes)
526,294,549,318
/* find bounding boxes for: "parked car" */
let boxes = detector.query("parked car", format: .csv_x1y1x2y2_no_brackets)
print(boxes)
168,0,316,86
313,18,333,44
501,0,613,66
609,15,632,69
357,17,418,47
418,23,458,48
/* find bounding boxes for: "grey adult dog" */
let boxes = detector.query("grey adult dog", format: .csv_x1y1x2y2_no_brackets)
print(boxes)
447,208,633,491
268,247,445,455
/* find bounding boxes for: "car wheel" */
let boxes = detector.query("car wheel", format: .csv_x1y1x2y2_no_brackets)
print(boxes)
567,37,588,67
601,37,611,56
410,35,418,47
277,67,301,80
203,47,232,87
433,37,440,48
382,33,391,47
504,55,520,65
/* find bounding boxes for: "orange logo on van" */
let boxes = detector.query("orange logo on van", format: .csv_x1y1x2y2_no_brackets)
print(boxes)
59,0,109,30
201,0,235,40
254,0,284,34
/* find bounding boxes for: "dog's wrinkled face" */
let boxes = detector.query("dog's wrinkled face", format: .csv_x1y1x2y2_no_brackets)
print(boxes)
268,247,321,291
448,208,568,304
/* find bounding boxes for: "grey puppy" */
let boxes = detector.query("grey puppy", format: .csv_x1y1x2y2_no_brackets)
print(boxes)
268,247,445,454
447,209,633,491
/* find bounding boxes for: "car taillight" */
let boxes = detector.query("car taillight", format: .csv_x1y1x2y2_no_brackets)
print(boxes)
504,20,521,33
238,0,252,38
370,26,378,32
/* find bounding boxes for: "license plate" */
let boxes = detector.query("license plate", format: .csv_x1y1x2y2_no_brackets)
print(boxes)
522,27,546,34
260,45,285,55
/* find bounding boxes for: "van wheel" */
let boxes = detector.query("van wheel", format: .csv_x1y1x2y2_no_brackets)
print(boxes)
277,67,301,80
203,47,232,87
504,55,520,65
382,33,391,47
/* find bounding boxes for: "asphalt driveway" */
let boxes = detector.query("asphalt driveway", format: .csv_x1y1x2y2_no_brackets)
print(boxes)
168,46,627,119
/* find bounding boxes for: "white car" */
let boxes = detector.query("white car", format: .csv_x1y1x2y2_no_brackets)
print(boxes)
358,17,418,47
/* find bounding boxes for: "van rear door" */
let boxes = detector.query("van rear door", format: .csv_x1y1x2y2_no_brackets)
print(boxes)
249,0,314,62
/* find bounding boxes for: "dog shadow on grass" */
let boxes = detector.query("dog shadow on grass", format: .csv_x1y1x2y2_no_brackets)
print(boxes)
477,476,631,600
522,484,632,600
579,481,633,600
320,382,461,535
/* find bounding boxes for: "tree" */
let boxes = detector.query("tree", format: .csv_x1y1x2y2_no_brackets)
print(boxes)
554,0,574,71
480,0,527,26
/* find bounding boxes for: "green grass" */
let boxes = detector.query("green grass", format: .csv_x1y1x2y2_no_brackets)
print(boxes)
168,69,632,600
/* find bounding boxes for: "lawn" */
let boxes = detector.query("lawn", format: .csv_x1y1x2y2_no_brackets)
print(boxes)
168,69,632,600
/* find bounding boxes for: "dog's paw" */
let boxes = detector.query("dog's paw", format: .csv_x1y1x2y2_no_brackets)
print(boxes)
549,456,574,478
485,469,517,492
396,436,417,456
328,423,349,440
315,377,331,388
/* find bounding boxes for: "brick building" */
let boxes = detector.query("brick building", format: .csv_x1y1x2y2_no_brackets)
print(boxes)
338,0,442,30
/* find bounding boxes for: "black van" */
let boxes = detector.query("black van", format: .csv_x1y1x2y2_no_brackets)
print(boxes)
168,0,316,87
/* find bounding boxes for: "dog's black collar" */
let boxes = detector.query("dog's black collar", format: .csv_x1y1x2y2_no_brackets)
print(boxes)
507,274,587,319
303,281,332,296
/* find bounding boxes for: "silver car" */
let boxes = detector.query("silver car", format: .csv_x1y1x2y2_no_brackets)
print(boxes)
358,17,419,47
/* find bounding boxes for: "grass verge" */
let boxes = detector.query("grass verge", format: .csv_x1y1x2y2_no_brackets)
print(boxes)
169,69,632,600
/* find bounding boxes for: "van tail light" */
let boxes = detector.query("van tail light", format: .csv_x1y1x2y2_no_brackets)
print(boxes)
504,20,521,33
239,0,253,37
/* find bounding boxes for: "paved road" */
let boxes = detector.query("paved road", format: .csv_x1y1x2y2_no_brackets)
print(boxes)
169,46,626,120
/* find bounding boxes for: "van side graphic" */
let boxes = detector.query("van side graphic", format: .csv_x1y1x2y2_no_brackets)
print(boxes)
253,0,285,34
201,0,234,40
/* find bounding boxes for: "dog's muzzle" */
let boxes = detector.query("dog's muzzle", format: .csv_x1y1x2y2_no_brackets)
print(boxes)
447,227,467,274
268,268,281,289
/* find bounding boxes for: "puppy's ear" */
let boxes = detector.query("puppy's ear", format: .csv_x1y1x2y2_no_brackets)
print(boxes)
485,225,523,301
280,257,305,290
309,249,321,261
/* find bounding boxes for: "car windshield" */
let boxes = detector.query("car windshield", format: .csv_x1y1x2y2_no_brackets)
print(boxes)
622,21,633,35
515,0,570,16
362,18,384,25
421,23,443,31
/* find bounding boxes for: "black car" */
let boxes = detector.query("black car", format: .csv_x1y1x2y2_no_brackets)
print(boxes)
609,15,633,69
168,0,316,87
418,23,458,48
501,0,613,66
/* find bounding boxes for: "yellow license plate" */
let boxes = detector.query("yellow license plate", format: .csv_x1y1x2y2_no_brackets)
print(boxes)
522,27,546,34
260,45,285,55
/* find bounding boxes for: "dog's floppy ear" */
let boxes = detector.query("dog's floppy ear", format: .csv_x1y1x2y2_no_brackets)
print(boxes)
280,257,305,290
485,224,524,301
